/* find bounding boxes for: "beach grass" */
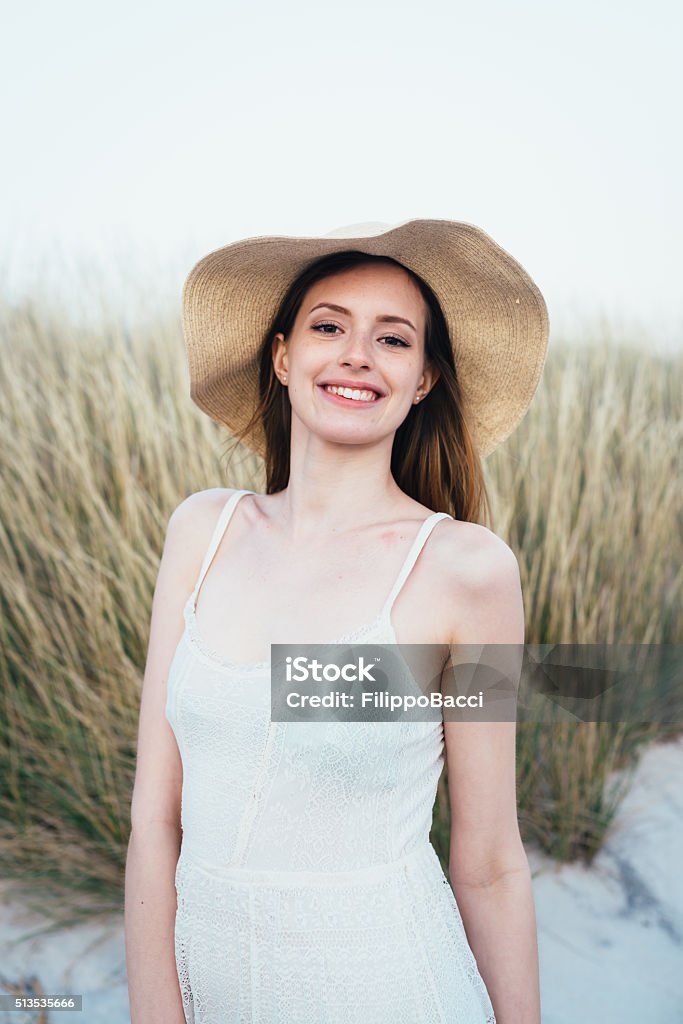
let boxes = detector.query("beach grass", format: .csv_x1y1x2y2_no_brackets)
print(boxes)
0,283,680,924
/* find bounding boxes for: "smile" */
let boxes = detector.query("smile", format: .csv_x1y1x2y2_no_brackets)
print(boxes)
321,384,381,403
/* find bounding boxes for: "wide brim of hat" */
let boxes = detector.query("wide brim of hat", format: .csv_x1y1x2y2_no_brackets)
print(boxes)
181,218,549,459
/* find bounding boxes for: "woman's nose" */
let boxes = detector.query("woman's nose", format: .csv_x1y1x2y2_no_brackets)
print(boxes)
338,330,374,366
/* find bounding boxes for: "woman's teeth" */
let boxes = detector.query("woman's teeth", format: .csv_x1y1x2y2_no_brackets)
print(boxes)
324,385,379,402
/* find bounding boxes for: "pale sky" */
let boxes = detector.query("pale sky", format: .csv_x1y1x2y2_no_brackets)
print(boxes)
2,0,682,348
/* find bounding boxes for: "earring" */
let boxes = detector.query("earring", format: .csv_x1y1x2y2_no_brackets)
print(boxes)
414,393,422,403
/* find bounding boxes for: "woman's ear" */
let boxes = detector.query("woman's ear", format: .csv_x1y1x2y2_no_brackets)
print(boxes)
418,363,440,399
272,332,288,380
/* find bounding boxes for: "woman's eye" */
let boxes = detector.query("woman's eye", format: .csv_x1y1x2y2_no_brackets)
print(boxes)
381,335,409,348
312,322,341,335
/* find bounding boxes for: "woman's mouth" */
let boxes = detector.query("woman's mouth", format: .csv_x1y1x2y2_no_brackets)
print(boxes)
318,384,383,406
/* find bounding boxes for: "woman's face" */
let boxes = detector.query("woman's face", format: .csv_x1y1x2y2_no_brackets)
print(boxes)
272,262,438,450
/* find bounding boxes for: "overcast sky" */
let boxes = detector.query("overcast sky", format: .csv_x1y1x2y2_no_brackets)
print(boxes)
2,0,681,348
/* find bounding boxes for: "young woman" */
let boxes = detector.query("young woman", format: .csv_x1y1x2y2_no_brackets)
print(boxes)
125,220,549,1024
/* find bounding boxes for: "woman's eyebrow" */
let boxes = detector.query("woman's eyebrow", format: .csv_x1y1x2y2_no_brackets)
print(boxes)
308,302,416,332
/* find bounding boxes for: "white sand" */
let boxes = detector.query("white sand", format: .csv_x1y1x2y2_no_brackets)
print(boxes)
0,735,681,1023
530,735,683,1023
0,898,128,1023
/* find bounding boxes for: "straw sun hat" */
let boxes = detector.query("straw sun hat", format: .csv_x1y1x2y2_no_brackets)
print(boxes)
181,219,549,459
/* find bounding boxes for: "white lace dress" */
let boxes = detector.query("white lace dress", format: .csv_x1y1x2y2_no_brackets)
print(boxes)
165,489,497,1024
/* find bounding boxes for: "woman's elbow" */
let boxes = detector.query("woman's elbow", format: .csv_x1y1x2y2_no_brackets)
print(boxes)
449,836,530,891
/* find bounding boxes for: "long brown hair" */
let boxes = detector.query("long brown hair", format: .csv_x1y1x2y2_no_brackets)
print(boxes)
229,251,491,526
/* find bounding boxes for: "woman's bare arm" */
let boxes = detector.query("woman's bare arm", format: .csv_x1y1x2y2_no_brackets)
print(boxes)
125,824,185,1024
442,529,540,1024
124,488,234,1024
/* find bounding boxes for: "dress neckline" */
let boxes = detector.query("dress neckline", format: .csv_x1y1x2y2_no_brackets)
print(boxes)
183,597,398,674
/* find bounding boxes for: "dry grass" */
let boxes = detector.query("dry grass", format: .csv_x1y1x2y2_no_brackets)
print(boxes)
0,283,680,924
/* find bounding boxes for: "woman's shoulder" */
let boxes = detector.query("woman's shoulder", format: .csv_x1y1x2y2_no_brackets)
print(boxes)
428,515,520,589
164,488,244,584
170,486,241,532
424,518,522,645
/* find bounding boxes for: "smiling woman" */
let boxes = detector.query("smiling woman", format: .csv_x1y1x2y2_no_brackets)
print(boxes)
125,220,549,1024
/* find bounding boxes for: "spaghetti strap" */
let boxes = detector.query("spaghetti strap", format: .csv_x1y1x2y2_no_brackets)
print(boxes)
380,511,453,619
189,489,255,609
